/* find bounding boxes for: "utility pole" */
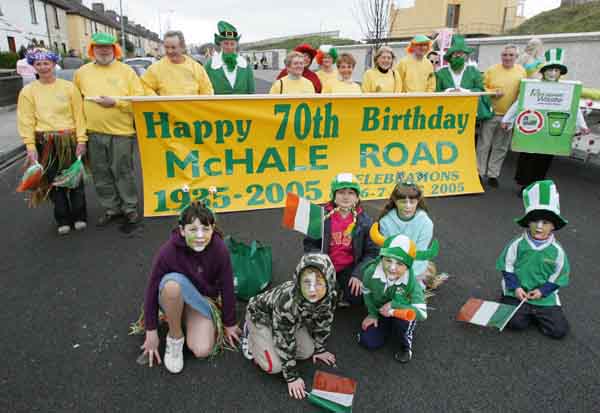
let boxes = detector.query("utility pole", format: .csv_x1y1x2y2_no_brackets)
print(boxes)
119,0,126,57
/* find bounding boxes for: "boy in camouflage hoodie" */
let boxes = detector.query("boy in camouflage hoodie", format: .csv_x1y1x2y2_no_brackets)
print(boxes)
359,234,438,363
242,253,337,399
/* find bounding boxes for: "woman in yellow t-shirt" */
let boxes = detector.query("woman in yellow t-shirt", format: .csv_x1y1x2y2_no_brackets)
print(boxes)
270,51,315,94
17,48,88,235
316,45,339,90
361,46,403,93
322,53,361,94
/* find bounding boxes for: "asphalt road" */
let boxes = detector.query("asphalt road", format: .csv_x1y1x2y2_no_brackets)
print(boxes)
2,77,600,412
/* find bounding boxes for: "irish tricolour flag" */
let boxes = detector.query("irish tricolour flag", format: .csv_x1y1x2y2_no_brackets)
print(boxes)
307,371,357,412
457,298,519,331
282,193,323,238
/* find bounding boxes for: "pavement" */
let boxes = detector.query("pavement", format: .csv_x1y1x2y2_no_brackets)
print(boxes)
2,73,600,413
0,107,24,167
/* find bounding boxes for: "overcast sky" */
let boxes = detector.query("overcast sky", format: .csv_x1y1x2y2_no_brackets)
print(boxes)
87,0,562,45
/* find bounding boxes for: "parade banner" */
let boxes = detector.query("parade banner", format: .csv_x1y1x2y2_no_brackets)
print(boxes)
512,79,582,156
131,93,483,216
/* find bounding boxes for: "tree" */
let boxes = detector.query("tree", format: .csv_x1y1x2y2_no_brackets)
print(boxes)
353,0,397,49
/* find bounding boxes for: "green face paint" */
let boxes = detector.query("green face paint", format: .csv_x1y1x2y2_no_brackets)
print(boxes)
181,220,213,252
300,269,327,303
449,56,465,71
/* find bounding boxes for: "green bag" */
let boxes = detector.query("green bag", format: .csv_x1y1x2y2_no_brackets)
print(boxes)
225,236,272,301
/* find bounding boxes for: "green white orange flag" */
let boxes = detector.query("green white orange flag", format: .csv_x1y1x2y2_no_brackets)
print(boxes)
282,192,323,239
307,371,357,413
457,298,519,331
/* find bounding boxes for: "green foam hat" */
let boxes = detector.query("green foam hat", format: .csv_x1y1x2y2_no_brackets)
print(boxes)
540,48,568,76
214,20,241,45
515,180,567,230
411,34,431,44
379,234,439,269
330,173,361,199
91,32,117,45
444,35,473,60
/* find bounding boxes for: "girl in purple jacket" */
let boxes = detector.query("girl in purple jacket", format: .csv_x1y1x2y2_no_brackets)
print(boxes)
141,201,240,373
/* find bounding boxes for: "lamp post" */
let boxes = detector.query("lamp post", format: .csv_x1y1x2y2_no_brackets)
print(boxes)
119,0,126,56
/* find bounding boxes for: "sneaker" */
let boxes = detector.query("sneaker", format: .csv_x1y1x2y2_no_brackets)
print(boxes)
394,349,412,364
488,177,499,188
240,321,253,360
164,335,185,374
97,211,121,227
57,225,71,235
74,221,87,231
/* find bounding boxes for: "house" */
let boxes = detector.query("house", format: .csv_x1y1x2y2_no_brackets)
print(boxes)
390,0,527,39
65,0,120,58
0,0,51,53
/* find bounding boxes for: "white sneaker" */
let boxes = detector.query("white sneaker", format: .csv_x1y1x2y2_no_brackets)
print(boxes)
240,321,253,360
74,221,87,231
57,225,71,235
164,335,185,374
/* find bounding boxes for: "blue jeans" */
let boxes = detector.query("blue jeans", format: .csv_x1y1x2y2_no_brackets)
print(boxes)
159,272,213,320
358,317,416,351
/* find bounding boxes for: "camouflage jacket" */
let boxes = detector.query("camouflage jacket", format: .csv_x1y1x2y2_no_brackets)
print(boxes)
246,253,337,382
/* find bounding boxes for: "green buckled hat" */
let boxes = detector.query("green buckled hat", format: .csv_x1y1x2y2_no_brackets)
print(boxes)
91,32,117,45
379,234,439,269
214,20,241,45
540,48,568,75
330,173,361,199
444,35,473,60
515,180,567,230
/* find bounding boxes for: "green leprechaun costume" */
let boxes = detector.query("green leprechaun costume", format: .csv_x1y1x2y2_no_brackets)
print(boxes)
205,21,255,94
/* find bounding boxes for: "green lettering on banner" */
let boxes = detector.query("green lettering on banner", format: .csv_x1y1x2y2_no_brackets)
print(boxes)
427,106,444,130
257,147,286,173
309,145,328,170
193,120,212,144
436,141,458,164
144,112,170,138
294,103,311,140
411,142,435,165
166,150,199,178
383,143,408,166
215,120,233,144
443,113,456,130
174,121,191,138
361,107,379,131
225,149,254,174
204,157,222,176
360,143,380,167
274,104,291,140
323,103,339,138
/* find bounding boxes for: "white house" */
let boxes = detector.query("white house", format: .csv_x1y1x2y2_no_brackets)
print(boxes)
0,0,50,53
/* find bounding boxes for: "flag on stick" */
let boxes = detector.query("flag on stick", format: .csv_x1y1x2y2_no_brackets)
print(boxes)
282,192,323,239
457,298,518,330
307,371,357,413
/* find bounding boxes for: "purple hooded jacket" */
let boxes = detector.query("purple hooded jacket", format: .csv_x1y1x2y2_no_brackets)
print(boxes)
143,229,236,330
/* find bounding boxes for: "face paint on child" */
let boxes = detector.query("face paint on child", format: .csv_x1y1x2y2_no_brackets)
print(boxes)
181,219,214,252
394,194,419,219
382,257,407,281
300,269,327,303
529,219,554,240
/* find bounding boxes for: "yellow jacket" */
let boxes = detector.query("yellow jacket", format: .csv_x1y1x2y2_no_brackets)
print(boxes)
141,56,214,96
395,55,435,93
484,63,526,115
269,76,315,94
361,68,403,93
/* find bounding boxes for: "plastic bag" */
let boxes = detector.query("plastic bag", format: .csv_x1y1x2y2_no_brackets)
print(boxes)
224,236,272,301
16,161,44,192
52,157,85,188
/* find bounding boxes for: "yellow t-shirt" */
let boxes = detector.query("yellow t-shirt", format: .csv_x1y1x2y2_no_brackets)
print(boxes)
322,79,362,94
141,56,214,96
361,68,403,93
269,76,315,94
17,78,87,150
395,55,435,93
74,60,144,136
484,63,527,114
316,69,339,89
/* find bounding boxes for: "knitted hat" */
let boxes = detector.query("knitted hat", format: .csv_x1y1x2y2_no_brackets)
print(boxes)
330,173,361,199
294,43,317,61
316,45,339,65
515,180,567,230
379,234,439,269
87,32,122,59
444,35,473,60
214,21,241,45
540,48,567,76
407,34,432,54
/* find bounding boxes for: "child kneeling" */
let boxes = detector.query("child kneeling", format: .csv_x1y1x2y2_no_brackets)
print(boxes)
359,234,438,363
497,180,570,339
242,253,337,399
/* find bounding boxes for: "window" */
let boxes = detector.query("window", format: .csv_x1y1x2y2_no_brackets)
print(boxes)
94,21,98,33
517,0,525,18
0,4,4,17
53,6,60,29
84,19,88,35
7,36,16,53
62,43,67,54
29,0,38,24
446,4,460,28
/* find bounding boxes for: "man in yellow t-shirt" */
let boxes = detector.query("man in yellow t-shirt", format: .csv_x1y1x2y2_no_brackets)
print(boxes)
141,30,214,96
478,45,526,187
395,35,436,93
270,51,315,94
74,32,144,231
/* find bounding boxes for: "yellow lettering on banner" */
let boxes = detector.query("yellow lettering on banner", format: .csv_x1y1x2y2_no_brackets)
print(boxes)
132,96,483,216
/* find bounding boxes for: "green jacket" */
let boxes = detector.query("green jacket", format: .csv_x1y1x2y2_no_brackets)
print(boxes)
436,65,494,120
205,53,255,95
361,259,427,321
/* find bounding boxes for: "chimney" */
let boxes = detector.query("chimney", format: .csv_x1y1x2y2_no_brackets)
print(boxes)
91,3,105,14
105,10,117,22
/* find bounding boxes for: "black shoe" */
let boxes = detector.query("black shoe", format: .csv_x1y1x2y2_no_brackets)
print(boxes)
119,211,141,234
394,349,412,363
97,211,122,227
488,177,499,188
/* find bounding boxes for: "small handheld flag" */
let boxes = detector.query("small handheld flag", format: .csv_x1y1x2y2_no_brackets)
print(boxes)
307,370,357,413
457,298,520,331
282,192,323,239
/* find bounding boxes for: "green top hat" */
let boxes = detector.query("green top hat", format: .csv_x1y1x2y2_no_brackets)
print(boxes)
214,21,241,45
330,173,361,199
515,180,567,230
540,48,568,76
91,32,117,45
444,35,473,60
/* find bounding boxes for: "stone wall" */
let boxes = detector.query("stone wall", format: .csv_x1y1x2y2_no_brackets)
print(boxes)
0,74,22,106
